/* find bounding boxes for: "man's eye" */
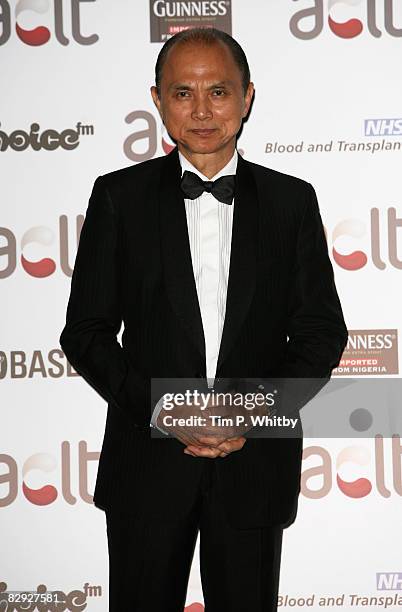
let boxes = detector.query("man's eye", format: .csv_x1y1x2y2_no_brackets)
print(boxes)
212,89,225,96
177,91,190,98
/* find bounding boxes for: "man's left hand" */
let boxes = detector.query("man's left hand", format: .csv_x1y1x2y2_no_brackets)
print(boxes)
184,435,247,458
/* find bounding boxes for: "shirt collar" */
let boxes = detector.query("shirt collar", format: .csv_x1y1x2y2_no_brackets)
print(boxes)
178,149,238,181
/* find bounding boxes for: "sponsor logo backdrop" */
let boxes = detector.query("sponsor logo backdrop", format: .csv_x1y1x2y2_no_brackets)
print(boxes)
1,0,401,609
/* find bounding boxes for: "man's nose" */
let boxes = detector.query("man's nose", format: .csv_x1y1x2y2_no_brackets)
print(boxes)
191,95,212,121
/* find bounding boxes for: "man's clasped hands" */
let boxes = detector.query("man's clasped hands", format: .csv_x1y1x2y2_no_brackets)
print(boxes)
155,389,266,459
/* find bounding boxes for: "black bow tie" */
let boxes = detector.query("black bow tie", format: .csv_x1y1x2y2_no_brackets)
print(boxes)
180,170,235,205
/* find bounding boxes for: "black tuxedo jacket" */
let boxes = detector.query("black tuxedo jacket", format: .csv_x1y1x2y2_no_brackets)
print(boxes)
60,147,348,529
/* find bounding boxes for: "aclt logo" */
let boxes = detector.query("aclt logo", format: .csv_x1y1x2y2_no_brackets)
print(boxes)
290,0,402,39
0,441,99,507
124,109,175,162
330,208,402,270
1,436,401,507
0,215,83,279
0,0,99,46
1,206,401,279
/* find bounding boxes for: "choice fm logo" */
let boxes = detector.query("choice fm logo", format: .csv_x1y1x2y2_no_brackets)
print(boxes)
0,122,94,152
0,581,101,612
0,0,99,46
290,0,402,39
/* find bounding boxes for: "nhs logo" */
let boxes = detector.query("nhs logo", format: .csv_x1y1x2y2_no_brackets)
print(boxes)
377,573,402,590
365,118,402,137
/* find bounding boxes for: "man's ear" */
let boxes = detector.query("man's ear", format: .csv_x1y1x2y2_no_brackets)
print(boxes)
150,86,162,118
243,82,255,119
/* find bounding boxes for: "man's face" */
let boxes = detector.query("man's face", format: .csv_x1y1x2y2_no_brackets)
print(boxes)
151,40,254,157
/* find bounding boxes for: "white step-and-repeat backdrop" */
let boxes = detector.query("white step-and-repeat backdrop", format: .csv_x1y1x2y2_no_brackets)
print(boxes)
1,1,401,609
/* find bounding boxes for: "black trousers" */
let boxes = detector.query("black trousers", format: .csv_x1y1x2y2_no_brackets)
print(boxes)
105,459,283,612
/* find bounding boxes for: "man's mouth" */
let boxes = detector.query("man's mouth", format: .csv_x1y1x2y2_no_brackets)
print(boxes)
190,129,217,136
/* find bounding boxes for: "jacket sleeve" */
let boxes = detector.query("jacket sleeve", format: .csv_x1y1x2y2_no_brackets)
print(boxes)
275,182,348,416
242,182,348,421
59,175,150,429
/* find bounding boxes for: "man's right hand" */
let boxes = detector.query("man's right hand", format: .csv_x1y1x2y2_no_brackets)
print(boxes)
155,391,255,456
184,435,247,458
155,400,212,448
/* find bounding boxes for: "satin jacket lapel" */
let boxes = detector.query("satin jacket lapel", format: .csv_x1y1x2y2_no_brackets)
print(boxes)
159,147,206,361
216,153,258,374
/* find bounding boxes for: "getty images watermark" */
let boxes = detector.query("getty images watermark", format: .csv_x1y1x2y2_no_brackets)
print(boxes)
159,387,298,430
150,378,305,438
151,377,402,439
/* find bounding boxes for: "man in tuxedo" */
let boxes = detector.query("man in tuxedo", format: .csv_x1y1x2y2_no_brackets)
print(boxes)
60,27,348,612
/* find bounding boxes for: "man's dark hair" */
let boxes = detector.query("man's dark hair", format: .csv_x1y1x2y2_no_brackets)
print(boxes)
155,27,251,96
